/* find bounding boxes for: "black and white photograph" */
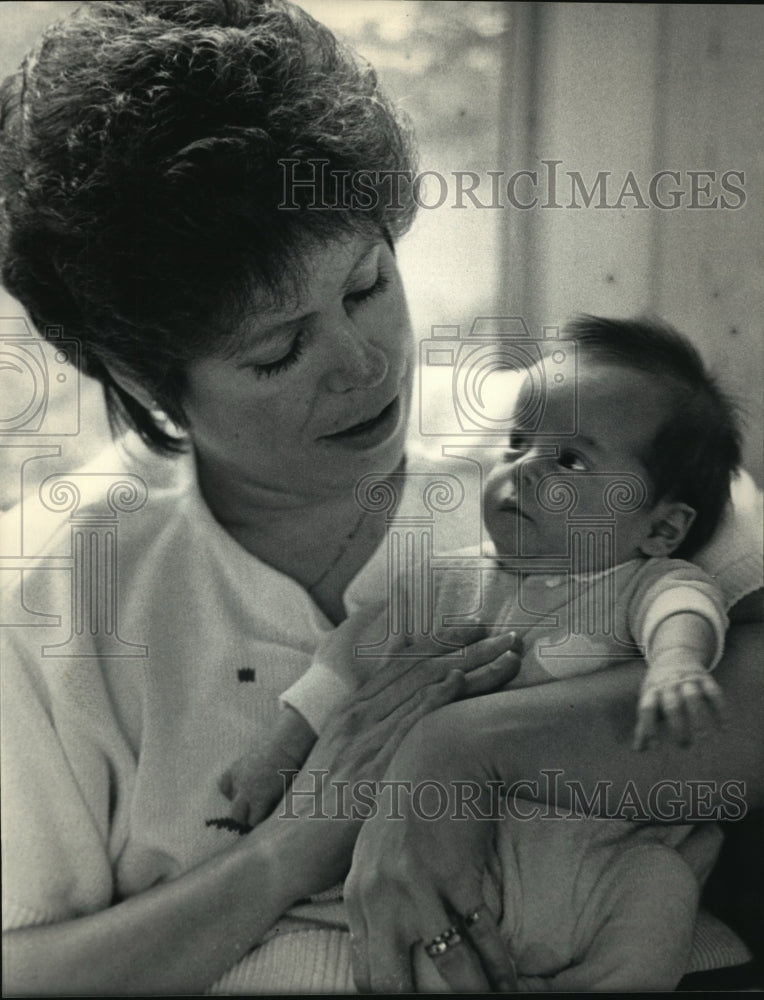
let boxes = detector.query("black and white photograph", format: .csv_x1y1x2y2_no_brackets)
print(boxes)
1,1,762,993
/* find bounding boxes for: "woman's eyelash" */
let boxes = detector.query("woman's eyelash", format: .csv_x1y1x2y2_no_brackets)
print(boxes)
249,272,390,378
346,271,389,305
250,329,307,379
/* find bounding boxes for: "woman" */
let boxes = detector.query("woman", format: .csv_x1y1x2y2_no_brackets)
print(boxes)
0,1,523,993
0,0,760,994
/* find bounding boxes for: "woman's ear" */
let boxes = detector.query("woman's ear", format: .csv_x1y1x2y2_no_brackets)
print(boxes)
102,361,157,413
639,501,696,557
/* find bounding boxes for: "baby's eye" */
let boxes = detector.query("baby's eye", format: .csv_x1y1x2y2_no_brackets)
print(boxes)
558,450,588,472
506,431,530,454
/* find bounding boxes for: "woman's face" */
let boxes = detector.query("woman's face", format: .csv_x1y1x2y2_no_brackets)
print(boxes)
182,233,414,498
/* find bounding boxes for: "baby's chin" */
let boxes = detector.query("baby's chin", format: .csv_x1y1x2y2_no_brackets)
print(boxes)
485,535,522,561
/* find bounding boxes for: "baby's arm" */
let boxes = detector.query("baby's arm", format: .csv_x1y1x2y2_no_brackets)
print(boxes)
631,563,728,751
219,704,318,827
220,603,389,826
633,611,725,751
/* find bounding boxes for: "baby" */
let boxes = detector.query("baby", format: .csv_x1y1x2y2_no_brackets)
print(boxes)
221,315,740,990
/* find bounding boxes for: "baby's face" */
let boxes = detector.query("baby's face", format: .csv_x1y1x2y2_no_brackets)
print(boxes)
482,362,671,567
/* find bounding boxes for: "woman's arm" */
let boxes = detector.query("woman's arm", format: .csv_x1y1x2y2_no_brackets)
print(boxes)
2,813,302,997
3,628,521,996
345,619,763,992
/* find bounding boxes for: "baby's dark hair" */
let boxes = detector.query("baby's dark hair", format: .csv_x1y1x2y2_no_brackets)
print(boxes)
0,0,418,452
563,314,742,558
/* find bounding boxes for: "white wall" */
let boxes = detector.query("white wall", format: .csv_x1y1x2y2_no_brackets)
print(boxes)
501,3,763,482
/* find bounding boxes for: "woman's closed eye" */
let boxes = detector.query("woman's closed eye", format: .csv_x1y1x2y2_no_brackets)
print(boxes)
249,327,309,379
344,270,390,309
248,271,390,379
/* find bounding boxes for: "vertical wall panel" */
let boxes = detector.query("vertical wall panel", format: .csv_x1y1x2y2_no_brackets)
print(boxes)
652,5,763,482
513,3,661,332
500,3,762,482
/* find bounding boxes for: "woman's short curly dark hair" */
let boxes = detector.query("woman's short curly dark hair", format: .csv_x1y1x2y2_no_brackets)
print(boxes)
0,0,418,452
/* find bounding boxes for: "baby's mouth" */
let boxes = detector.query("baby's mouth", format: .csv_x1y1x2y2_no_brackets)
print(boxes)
498,499,532,520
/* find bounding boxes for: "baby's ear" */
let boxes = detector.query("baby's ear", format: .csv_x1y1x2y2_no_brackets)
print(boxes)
639,501,696,557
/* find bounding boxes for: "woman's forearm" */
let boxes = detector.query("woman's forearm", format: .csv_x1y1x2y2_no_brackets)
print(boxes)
2,810,316,997
412,622,763,814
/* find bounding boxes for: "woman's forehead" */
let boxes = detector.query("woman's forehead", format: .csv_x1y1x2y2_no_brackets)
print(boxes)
214,232,384,357
235,234,382,327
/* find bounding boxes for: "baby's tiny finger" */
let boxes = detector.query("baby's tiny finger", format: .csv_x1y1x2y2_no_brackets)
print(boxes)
660,688,691,746
230,792,252,826
219,769,234,800
633,705,657,751
699,677,726,725
680,683,711,741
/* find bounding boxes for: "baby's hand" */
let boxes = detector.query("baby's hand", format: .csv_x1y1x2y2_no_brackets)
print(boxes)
633,658,725,752
219,706,317,827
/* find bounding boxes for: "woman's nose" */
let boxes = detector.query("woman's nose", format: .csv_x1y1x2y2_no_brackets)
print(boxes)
324,320,389,392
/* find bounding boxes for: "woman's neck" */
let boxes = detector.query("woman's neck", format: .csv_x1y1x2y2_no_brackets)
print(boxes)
195,451,401,624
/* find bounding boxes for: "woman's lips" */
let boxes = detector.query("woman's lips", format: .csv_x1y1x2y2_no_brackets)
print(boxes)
320,396,402,450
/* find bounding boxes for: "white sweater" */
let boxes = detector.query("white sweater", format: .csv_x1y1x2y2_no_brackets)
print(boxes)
1,447,762,992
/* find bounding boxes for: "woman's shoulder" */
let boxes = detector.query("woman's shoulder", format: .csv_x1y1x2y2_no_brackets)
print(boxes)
0,445,190,568
693,470,764,612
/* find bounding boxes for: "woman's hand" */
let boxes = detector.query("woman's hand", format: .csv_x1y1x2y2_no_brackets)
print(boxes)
273,626,522,900
344,703,517,993
345,623,764,992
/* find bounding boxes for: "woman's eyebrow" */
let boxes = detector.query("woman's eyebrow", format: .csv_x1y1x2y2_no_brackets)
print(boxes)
344,240,381,282
236,240,382,339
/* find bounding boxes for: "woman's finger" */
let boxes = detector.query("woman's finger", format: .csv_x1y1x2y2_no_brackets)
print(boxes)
346,875,421,993
367,668,468,741
349,631,520,721
365,655,521,757
461,650,522,697
459,903,518,991
416,930,492,993
403,620,489,657
346,659,464,731
458,629,522,670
